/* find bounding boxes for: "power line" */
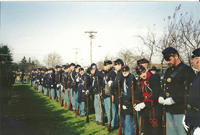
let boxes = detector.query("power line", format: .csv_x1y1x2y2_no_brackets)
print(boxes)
72,48,81,64
85,31,97,65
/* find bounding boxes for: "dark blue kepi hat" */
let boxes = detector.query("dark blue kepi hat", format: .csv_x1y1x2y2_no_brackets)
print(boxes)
104,60,112,66
162,47,178,61
75,64,81,68
56,65,61,69
137,58,149,65
70,63,75,67
192,48,200,58
121,65,130,72
135,65,146,75
64,65,70,69
79,67,84,72
114,59,124,66
91,63,96,67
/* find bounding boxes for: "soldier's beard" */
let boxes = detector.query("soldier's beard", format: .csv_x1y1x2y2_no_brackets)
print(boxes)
168,63,175,67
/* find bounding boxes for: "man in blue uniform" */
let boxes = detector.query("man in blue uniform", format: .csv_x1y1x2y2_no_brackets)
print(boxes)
120,65,137,135
55,65,62,102
37,68,43,93
88,63,104,125
135,65,162,135
64,65,72,109
74,64,81,111
69,63,76,111
108,59,124,118
77,68,90,117
49,68,56,99
158,47,195,135
102,60,118,130
183,48,200,135
42,68,48,96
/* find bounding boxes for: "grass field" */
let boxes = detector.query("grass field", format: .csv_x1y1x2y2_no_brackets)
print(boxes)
6,82,118,135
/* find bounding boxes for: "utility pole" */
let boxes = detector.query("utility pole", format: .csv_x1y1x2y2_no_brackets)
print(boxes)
85,31,97,65
72,48,80,64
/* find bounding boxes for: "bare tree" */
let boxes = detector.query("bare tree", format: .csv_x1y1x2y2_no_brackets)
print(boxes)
136,4,200,65
117,48,145,72
159,4,200,64
135,28,161,66
43,52,63,68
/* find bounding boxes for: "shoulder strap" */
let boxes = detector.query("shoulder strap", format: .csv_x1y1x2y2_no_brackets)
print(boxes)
170,64,184,79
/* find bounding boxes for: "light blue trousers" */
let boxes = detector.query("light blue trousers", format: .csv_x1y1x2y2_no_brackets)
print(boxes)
38,85,42,93
79,102,86,116
66,89,71,109
71,90,75,110
122,115,135,135
104,97,118,127
51,88,56,100
75,92,78,110
94,94,102,122
56,88,60,100
43,87,47,96
166,112,187,135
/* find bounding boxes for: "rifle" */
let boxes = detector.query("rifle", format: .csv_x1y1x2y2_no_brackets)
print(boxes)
60,77,64,107
41,85,43,94
97,76,105,126
184,81,191,135
49,88,52,99
118,80,122,135
64,77,67,108
85,75,89,123
68,89,72,110
163,79,166,135
75,75,81,116
58,75,61,104
137,77,143,135
132,78,139,135
68,72,73,110
47,87,49,97
107,77,112,132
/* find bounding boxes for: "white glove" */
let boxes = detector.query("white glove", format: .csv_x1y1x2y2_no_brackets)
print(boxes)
76,77,80,82
108,81,113,87
41,78,43,81
158,97,165,105
134,106,141,111
82,90,85,93
57,84,60,88
122,105,128,110
51,85,53,87
37,79,39,82
182,115,189,131
194,127,200,135
134,102,146,111
163,97,175,105
86,90,89,95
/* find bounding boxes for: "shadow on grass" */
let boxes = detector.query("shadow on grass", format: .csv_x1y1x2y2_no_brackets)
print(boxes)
6,82,117,135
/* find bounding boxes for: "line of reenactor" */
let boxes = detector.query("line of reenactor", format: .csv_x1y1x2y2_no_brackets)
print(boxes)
29,47,200,135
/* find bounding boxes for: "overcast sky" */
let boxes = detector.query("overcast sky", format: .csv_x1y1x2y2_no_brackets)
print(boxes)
0,2,199,66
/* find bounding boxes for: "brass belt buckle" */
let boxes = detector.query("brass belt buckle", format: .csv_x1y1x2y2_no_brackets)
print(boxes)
165,92,170,97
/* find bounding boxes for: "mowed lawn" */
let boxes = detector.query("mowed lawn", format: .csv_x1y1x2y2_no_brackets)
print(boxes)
6,82,118,135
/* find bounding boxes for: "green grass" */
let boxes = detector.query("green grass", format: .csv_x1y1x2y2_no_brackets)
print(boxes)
6,82,118,135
